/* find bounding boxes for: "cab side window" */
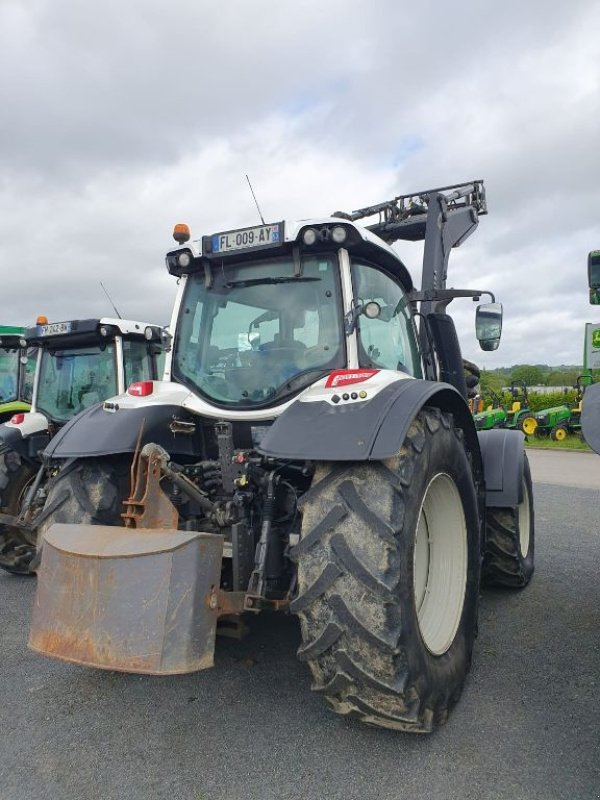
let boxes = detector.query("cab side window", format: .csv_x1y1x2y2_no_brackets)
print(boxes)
123,340,154,386
351,262,422,377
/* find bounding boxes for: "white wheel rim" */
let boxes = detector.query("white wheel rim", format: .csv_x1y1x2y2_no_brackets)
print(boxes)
518,476,531,557
413,473,468,656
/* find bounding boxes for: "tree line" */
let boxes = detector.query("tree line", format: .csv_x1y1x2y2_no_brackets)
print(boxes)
478,365,597,411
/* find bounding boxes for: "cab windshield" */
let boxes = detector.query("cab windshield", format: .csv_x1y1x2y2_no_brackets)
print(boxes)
0,348,19,403
173,254,345,407
36,345,117,422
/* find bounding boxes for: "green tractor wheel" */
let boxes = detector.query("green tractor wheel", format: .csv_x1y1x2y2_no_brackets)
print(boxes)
521,416,538,436
550,425,568,442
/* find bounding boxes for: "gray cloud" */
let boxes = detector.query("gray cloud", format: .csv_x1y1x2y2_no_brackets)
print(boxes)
0,0,598,367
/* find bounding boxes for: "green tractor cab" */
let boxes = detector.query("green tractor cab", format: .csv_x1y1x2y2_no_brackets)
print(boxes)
0,325,35,421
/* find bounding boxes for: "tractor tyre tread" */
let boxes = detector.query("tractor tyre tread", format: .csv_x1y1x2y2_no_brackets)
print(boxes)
482,455,534,588
0,450,38,575
292,407,481,733
30,457,130,572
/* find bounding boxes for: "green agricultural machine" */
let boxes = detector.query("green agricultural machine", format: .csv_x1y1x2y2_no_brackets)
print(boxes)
0,325,34,422
473,389,507,430
520,378,587,440
473,383,529,432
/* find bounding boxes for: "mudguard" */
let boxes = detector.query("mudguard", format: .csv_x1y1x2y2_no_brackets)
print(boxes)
0,415,50,463
44,402,201,459
259,378,481,467
477,428,524,507
581,383,600,455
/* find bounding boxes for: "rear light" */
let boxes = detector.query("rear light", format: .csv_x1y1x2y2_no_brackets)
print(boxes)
128,381,154,397
325,369,379,389
10,413,26,424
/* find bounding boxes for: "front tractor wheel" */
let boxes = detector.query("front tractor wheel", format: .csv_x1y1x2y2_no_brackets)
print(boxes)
550,425,568,441
292,408,481,733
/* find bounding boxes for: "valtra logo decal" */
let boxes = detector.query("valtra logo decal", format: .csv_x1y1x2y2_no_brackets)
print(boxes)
325,369,380,388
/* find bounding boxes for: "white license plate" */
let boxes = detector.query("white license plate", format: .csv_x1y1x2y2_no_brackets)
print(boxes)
211,223,280,253
40,322,71,336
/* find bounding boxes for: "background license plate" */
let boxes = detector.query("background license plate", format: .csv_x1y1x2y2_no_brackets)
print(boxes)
40,322,71,336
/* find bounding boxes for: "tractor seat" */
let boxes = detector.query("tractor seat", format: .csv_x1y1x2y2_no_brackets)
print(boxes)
511,401,521,412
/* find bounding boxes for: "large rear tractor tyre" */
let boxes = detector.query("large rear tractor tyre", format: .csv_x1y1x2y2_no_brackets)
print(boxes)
291,408,481,733
30,457,131,572
482,454,534,588
0,451,38,575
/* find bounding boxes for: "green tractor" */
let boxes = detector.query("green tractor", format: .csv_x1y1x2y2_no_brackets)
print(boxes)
473,389,507,430
473,383,529,431
0,325,35,421
520,378,587,440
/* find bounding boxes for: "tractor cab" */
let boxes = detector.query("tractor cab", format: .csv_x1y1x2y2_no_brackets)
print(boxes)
5,317,163,441
165,209,500,421
166,219,424,414
0,325,35,422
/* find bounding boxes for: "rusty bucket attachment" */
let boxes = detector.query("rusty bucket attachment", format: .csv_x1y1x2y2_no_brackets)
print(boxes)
29,524,224,675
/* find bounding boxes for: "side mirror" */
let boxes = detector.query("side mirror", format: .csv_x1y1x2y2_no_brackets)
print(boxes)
588,251,600,305
476,302,503,351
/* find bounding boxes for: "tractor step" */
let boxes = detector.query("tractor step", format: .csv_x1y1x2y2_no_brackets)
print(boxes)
29,524,224,674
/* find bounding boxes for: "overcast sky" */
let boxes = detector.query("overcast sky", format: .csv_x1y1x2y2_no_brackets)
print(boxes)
1,0,598,368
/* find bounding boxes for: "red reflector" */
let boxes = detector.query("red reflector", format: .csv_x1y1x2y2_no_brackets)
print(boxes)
10,413,26,424
325,369,379,388
128,381,154,397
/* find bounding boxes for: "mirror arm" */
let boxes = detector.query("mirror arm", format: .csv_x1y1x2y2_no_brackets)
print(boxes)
409,288,495,314
409,288,495,304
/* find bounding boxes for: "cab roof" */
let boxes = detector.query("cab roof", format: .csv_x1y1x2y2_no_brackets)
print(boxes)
167,217,413,291
25,318,163,346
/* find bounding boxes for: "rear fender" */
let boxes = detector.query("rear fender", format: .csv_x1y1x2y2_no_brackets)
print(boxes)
259,377,482,473
44,382,198,460
477,428,524,507
0,412,49,463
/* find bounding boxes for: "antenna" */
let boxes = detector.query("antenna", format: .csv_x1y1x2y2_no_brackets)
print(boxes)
246,174,266,225
100,281,122,319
